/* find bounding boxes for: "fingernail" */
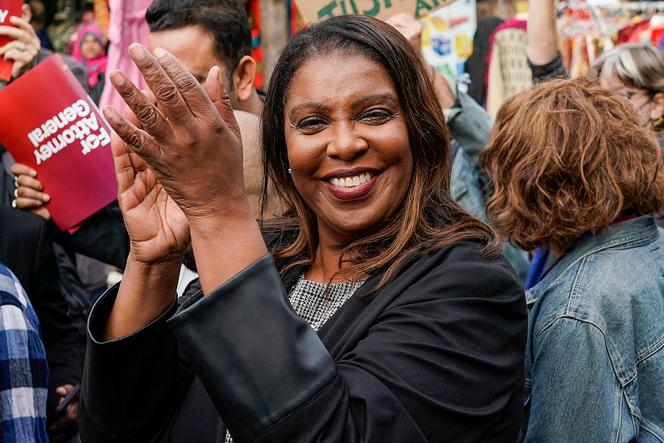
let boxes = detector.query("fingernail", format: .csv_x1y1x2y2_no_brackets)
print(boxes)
102,106,115,120
128,44,147,61
109,71,125,87
42,194,50,202
153,47,167,59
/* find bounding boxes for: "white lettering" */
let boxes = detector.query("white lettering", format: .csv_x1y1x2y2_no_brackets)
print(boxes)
52,112,69,129
44,119,58,134
62,128,76,144
81,115,99,132
74,99,91,117
0,10,9,23
28,98,108,164
39,144,53,161
33,128,44,144
70,121,85,140
98,127,110,147
51,134,66,153
80,139,90,155
63,106,76,121
28,131,40,148
81,127,111,156
34,149,47,166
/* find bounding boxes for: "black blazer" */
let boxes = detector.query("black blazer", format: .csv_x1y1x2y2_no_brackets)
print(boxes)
0,207,85,412
80,239,526,442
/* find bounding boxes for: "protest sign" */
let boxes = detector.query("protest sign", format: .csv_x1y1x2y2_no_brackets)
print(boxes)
296,0,451,23
0,55,117,231
421,0,476,78
0,0,22,81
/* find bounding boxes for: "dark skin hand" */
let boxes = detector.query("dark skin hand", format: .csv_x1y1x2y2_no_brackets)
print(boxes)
48,384,79,443
103,44,245,222
103,44,266,339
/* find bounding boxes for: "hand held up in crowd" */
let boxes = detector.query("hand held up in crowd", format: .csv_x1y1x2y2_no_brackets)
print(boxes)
386,12,423,53
103,44,267,339
103,44,249,227
0,16,41,79
526,0,558,65
110,130,190,266
386,12,456,108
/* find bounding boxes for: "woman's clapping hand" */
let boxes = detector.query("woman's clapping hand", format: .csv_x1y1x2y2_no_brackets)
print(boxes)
103,44,249,229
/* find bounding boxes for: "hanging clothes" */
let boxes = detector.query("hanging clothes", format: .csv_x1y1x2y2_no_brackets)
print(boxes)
98,0,151,110
464,16,504,107
555,1,664,78
485,19,532,116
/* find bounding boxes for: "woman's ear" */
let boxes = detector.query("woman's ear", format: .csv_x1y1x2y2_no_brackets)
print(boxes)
232,56,257,102
651,92,664,121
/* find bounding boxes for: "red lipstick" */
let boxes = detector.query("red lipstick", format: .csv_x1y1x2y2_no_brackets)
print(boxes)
325,174,378,201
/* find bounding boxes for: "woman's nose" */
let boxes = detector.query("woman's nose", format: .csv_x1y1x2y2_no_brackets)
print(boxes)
326,122,369,161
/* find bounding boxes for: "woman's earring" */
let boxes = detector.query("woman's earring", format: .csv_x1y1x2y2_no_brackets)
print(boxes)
652,115,664,132
288,168,292,175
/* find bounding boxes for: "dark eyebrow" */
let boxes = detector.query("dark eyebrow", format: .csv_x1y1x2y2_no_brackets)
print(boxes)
288,102,331,118
288,93,399,119
350,93,399,111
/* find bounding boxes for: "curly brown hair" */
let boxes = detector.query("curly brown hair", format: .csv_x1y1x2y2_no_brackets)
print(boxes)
481,78,664,252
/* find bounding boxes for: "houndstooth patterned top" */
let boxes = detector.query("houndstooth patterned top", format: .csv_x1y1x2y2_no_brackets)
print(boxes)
224,276,366,443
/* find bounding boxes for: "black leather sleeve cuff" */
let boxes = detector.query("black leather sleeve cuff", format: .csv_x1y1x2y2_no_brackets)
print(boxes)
87,283,178,345
167,255,337,442
81,284,180,439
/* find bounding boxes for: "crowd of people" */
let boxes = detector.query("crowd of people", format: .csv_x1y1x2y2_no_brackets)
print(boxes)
1,0,664,442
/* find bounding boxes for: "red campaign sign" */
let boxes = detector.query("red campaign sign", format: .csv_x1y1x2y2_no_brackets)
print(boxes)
0,55,117,231
0,0,22,81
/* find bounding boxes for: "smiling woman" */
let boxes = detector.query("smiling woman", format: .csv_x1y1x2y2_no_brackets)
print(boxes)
79,15,526,443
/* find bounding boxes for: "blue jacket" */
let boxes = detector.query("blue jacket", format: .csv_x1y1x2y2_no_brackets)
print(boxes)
524,216,664,442
448,91,530,280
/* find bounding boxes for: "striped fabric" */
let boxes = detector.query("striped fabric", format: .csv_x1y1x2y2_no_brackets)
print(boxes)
0,264,49,443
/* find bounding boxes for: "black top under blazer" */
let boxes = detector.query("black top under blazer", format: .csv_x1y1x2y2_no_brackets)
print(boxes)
79,238,526,442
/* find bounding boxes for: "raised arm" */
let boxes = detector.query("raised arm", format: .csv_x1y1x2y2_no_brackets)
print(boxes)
386,13,456,109
527,0,559,65
98,43,268,339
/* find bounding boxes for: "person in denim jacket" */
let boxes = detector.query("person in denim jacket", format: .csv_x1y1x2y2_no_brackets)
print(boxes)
482,78,664,441
388,12,530,281
447,91,529,280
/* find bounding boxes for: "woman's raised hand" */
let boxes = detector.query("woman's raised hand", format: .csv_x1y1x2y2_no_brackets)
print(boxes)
105,43,266,295
111,129,190,265
103,44,248,227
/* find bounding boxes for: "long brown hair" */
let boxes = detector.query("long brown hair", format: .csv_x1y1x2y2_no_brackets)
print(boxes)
260,15,500,289
481,78,664,252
